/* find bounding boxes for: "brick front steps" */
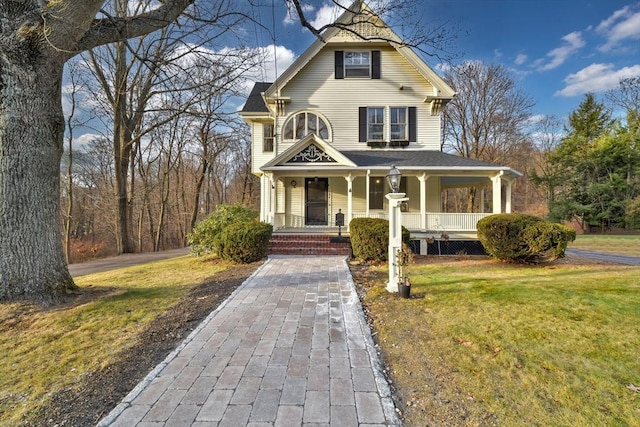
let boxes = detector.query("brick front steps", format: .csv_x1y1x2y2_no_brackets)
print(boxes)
267,234,352,256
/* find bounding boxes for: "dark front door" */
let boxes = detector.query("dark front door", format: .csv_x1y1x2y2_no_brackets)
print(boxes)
305,178,328,226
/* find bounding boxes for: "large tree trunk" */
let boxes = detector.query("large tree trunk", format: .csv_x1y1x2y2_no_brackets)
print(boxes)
0,53,76,304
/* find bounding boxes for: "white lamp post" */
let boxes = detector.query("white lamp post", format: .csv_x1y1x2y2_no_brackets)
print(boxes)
386,165,409,293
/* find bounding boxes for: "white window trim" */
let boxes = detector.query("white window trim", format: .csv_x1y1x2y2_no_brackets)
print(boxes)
344,51,371,78
367,106,385,142
390,106,408,141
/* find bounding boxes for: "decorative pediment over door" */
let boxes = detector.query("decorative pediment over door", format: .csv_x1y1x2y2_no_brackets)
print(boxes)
286,143,337,164
261,134,356,170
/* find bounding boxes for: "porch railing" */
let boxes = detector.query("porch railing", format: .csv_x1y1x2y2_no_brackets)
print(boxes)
274,212,491,232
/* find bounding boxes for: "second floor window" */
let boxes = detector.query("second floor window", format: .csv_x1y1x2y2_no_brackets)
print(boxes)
263,123,274,152
282,111,330,141
390,107,407,141
359,106,417,145
367,107,384,141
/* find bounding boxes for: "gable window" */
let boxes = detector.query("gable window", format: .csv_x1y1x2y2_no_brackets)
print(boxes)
369,176,385,210
263,123,274,152
335,50,380,79
345,51,370,77
282,111,330,141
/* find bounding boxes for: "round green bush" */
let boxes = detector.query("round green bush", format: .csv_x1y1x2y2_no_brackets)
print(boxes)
350,217,410,262
187,203,258,255
216,221,273,263
477,213,576,263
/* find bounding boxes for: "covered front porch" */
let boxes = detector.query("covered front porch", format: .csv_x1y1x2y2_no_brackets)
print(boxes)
258,137,521,246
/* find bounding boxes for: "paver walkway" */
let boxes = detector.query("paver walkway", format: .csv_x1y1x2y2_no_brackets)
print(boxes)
98,255,400,426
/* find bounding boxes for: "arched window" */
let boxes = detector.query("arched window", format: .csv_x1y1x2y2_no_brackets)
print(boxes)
282,111,331,141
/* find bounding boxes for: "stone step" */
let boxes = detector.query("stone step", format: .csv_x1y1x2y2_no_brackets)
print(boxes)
268,234,351,256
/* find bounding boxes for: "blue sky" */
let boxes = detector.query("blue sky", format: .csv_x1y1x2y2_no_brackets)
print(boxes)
246,0,640,121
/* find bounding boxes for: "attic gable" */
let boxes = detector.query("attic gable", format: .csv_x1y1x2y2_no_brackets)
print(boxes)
264,1,455,101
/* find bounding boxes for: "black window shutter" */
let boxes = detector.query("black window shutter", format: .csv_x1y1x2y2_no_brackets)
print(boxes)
359,107,367,142
335,51,344,79
408,107,417,142
371,51,381,79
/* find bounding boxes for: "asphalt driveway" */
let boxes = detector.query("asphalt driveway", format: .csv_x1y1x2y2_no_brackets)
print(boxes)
68,247,191,277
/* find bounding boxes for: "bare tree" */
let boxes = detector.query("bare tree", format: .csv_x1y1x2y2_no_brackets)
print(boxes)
442,62,534,211
0,0,194,304
529,115,566,208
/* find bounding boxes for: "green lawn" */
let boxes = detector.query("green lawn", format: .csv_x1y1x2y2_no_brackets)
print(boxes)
356,257,640,426
0,255,230,426
569,234,640,256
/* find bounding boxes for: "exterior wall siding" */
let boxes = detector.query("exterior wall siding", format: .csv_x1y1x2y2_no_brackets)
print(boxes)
276,46,441,152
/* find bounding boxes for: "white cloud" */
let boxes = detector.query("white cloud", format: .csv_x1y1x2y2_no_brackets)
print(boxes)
555,62,640,97
242,44,297,92
283,3,315,26
73,133,102,148
514,53,527,66
596,4,640,52
537,31,585,71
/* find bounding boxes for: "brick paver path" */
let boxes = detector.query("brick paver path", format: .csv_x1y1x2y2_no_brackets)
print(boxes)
98,255,400,426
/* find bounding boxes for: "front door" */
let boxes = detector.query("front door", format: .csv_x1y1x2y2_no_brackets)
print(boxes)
305,178,328,226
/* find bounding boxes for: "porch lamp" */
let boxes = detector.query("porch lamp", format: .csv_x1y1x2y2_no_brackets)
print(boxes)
385,165,409,294
386,165,402,193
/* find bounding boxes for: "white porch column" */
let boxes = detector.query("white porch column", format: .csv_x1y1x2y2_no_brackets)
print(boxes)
345,174,354,229
259,174,265,222
491,172,503,214
505,178,513,213
365,169,371,218
267,173,276,225
418,173,428,231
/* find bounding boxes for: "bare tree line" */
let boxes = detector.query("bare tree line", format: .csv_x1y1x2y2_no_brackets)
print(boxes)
60,1,261,262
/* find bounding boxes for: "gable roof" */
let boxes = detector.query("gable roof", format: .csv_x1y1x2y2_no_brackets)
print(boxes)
263,1,455,100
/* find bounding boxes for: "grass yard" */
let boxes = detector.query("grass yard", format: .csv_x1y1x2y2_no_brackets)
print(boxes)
569,234,640,257
353,256,640,426
0,255,238,426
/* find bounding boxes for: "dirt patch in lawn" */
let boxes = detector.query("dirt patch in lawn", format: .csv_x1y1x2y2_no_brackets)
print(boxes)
22,262,260,427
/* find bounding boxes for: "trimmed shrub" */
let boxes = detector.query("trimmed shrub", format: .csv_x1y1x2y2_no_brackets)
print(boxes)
477,213,576,263
350,217,410,262
187,203,259,255
217,221,273,263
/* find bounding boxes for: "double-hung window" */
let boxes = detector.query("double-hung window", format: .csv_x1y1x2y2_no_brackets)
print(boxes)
263,123,274,152
359,106,417,145
367,107,384,142
390,107,408,141
344,52,370,77
335,50,380,79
